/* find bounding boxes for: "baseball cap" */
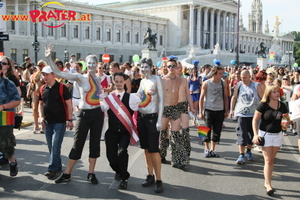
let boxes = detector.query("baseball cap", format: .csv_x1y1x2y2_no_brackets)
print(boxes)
41,65,53,74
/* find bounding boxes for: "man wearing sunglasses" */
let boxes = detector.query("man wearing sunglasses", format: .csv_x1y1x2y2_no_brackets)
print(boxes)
160,59,188,169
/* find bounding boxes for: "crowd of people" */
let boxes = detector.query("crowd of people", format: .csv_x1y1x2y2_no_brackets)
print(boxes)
1,46,300,196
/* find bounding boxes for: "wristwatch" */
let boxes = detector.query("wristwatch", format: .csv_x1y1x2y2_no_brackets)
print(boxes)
68,119,73,122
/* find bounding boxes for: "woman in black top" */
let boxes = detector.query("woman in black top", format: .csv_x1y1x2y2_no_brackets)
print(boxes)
130,66,141,93
252,84,289,196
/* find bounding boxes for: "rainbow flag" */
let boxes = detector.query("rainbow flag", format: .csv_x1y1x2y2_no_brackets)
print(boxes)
0,111,15,126
198,126,210,139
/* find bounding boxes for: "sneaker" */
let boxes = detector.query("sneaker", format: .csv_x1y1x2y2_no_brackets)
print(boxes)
236,155,245,165
210,150,220,158
55,173,71,183
246,151,254,161
154,180,164,193
142,175,155,187
44,170,56,179
9,161,18,177
87,173,98,184
172,163,185,169
204,149,210,157
33,129,39,134
114,173,121,181
119,180,127,190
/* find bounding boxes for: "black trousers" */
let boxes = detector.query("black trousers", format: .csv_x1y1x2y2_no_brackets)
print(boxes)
105,129,130,181
69,107,104,160
203,109,225,143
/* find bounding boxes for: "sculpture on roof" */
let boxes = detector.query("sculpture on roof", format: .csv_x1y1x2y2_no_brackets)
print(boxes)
143,27,157,50
273,16,281,39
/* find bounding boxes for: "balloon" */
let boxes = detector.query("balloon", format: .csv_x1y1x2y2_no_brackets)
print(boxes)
80,61,86,71
215,60,221,66
294,63,299,68
157,61,162,67
230,60,235,65
213,59,217,64
133,54,140,62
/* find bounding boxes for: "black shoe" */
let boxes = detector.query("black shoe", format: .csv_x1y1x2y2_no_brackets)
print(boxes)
154,180,164,193
267,189,275,196
44,170,56,179
161,157,167,164
114,173,121,181
9,161,18,177
119,180,127,190
87,173,98,184
142,175,155,187
172,163,185,169
55,173,71,183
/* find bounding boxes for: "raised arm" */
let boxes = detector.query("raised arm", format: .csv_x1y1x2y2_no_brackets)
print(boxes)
45,44,81,83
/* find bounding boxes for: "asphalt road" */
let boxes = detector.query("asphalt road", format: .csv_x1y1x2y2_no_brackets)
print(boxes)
0,106,300,200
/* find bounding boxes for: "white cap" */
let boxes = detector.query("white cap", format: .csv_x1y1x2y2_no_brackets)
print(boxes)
41,65,53,74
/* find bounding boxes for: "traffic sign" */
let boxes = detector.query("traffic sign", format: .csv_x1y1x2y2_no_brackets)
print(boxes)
102,54,110,63
0,34,9,41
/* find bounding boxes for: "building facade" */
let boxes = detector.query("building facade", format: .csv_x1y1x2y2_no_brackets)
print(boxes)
3,0,295,65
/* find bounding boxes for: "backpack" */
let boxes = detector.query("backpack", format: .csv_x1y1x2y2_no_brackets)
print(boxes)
40,83,69,121
3,78,23,130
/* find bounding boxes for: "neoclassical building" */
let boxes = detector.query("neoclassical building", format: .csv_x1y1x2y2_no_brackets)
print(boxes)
3,0,295,65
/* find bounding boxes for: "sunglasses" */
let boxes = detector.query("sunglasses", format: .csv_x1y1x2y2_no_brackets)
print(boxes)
98,67,104,69
167,65,176,69
283,78,288,80
1,62,8,65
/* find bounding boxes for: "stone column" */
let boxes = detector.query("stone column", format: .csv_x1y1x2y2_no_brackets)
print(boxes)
68,21,71,41
26,0,31,36
139,21,143,46
189,4,195,46
122,19,125,45
209,8,215,49
164,24,168,47
203,7,208,49
177,6,182,47
91,15,95,42
131,20,134,46
80,14,83,41
102,16,105,43
228,13,232,50
112,17,115,44
222,12,227,50
14,0,19,35
196,7,202,47
216,10,221,44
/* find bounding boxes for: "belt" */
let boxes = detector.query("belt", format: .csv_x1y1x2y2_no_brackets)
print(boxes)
73,96,81,99
139,113,158,118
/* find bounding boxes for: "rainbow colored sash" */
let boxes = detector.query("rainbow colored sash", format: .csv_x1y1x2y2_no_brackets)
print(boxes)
0,111,15,126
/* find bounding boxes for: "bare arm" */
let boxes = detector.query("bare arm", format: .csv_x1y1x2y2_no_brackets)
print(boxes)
199,81,207,119
229,83,239,118
185,79,195,113
125,78,131,93
223,80,228,118
156,76,164,131
252,110,262,144
0,101,20,111
65,99,74,130
257,83,264,99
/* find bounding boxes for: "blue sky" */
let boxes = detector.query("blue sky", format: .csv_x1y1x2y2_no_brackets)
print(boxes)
76,0,299,33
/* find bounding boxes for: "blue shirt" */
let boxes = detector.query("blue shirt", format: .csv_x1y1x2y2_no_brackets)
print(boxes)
0,77,21,112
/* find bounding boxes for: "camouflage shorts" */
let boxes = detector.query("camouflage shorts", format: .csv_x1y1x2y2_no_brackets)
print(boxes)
0,126,16,159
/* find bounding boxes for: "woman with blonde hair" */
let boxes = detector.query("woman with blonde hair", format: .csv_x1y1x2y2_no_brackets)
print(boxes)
252,84,289,196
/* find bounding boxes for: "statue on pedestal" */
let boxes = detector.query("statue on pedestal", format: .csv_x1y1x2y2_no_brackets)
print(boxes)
256,42,267,58
143,27,157,50
213,43,220,55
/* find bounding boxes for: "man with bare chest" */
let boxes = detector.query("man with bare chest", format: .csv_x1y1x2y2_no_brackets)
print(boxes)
160,59,186,169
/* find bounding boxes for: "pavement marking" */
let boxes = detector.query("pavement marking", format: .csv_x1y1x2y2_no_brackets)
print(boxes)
283,135,299,161
109,180,120,189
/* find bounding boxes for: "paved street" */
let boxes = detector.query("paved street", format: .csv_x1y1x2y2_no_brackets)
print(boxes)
0,106,300,200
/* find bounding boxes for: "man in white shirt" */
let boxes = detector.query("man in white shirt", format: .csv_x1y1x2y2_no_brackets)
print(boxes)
102,72,141,190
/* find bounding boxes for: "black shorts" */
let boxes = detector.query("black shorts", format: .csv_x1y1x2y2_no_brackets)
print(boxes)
138,112,160,153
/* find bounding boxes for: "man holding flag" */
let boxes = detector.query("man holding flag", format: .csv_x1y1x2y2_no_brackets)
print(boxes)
102,72,141,190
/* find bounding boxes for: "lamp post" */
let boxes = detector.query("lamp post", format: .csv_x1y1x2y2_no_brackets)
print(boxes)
64,49,68,63
205,30,209,49
235,0,240,66
31,0,39,65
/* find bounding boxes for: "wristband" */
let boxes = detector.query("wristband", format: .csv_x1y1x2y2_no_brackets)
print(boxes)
1,105,5,110
68,119,73,122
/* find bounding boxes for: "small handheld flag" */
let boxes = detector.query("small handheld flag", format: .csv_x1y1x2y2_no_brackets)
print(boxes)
198,126,210,139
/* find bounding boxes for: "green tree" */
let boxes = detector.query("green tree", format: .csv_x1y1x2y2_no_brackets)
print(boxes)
291,31,300,65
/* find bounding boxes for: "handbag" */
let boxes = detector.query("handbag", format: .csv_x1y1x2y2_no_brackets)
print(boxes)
14,113,23,130
257,102,279,146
